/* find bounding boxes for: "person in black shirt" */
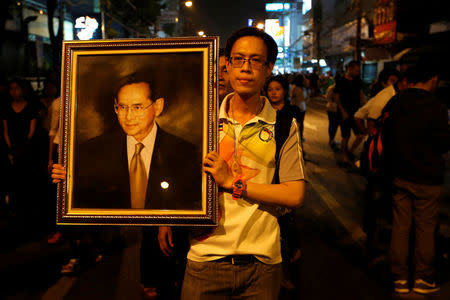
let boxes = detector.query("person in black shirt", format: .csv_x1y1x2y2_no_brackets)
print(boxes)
334,60,367,164
266,75,302,292
389,62,450,295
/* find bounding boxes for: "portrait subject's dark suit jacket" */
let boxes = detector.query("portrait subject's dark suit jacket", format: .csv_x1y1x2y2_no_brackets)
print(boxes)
74,126,201,210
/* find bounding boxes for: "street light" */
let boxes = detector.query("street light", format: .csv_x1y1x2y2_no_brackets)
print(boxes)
185,1,193,7
256,22,264,30
197,30,205,37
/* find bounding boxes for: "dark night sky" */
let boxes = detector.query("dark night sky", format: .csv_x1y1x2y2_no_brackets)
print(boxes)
187,0,267,47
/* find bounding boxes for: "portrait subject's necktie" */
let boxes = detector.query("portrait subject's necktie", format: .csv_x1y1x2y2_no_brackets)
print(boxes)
130,143,147,209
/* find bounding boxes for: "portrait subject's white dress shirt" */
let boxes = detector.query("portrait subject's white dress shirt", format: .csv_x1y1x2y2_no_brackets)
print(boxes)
126,124,157,177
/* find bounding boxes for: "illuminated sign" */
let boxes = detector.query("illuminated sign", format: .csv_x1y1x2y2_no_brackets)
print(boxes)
265,19,284,46
265,3,291,12
374,21,396,44
75,15,101,40
373,0,396,44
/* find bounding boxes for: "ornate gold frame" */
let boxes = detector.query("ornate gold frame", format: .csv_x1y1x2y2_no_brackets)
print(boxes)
57,37,218,226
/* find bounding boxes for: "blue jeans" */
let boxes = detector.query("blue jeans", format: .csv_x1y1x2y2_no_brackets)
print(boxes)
181,259,282,300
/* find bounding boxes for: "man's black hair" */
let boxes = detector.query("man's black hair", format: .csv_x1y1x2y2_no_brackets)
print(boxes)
378,67,402,84
292,74,305,88
114,73,154,102
225,27,278,64
404,60,440,84
346,60,360,70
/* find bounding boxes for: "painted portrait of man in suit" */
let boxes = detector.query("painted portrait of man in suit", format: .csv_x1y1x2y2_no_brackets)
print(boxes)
73,75,201,210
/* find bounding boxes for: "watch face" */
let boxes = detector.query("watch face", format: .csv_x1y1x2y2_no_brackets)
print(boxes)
235,180,244,189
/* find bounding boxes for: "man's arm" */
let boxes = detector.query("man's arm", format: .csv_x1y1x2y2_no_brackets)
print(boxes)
204,152,305,208
360,90,367,105
3,120,12,149
48,136,56,173
27,119,37,140
334,93,349,120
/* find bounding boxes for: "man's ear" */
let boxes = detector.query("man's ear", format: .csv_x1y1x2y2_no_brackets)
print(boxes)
266,62,274,77
226,58,232,74
154,98,164,117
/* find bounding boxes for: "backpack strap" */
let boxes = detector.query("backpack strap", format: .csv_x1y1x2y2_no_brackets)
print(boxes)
274,110,294,184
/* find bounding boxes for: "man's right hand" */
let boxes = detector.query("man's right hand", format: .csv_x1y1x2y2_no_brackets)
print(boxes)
158,226,174,257
51,164,66,183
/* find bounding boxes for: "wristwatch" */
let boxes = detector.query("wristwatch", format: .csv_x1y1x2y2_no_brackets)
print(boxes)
232,177,246,200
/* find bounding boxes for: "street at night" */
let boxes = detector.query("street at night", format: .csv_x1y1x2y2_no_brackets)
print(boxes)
1,99,449,299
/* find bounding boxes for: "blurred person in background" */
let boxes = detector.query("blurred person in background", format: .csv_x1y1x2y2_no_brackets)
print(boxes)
308,68,320,98
290,74,307,142
266,75,303,294
388,62,449,295
353,68,408,263
334,60,367,166
325,72,343,151
219,48,233,104
2,78,39,217
0,77,10,214
369,67,402,98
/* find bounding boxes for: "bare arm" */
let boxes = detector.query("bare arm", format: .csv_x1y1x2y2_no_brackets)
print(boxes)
334,93,349,120
204,151,305,208
354,117,367,135
3,120,11,149
48,135,56,173
360,90,367,105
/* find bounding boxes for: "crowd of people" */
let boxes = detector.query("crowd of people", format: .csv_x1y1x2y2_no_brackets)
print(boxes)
1,25,449,299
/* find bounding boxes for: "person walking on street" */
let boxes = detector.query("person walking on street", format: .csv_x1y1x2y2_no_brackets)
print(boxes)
388,62,450,295
334,60,367,165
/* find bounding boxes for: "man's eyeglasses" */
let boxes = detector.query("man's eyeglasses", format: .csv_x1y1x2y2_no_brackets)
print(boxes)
229,56,267,70
114,102,153,116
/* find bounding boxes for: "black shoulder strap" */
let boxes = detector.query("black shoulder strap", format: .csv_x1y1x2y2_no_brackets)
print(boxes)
274,110,294,184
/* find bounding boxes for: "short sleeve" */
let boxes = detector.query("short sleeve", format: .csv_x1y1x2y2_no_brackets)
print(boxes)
278,120,306,183
49,98,61,137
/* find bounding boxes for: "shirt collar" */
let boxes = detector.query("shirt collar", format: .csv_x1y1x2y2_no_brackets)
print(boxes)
127,122,158,149
219,93,277,125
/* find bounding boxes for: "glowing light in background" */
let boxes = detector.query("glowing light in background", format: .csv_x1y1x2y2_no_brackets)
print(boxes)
75,16,99,40
161,181,169,189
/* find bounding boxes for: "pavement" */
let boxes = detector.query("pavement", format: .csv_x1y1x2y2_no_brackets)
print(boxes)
1,98,449,300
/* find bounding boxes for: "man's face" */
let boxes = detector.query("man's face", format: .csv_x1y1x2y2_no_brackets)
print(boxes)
397,78,409,91
348,65,360,79
9,82,22,101
226,36,274,98
219,55,232,101
383,75,399,88
115,82,163,142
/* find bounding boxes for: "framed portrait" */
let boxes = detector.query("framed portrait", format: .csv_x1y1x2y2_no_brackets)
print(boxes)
56,37,218,226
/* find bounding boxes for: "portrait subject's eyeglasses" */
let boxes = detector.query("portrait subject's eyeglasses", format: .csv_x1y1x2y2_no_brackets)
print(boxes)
114,102,153,117
229,56,267,70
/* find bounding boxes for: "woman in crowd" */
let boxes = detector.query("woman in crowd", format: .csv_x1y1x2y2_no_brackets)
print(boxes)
265,75,302,294
325,72,343,151
290,74,307,141
2,78,39,216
